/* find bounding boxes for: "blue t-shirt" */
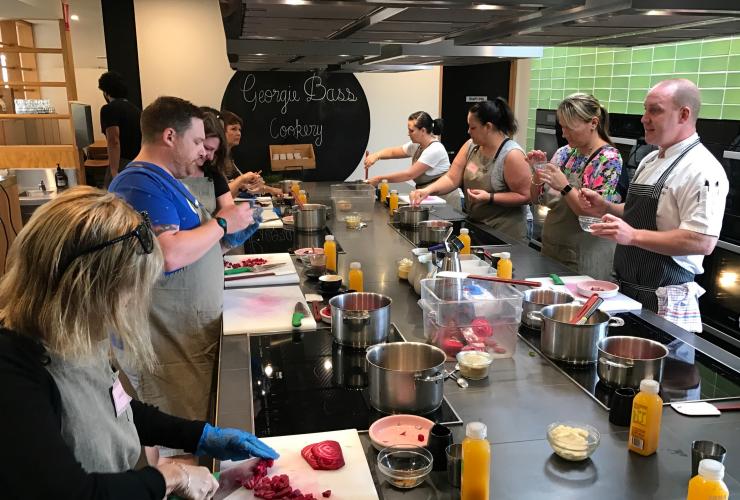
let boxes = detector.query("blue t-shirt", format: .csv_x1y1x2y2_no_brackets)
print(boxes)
109,161,201,230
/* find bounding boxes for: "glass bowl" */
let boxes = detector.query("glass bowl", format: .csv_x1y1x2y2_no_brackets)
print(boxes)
456,350,493,380
578,216,602,233
376,445,433,489
546,422,600,461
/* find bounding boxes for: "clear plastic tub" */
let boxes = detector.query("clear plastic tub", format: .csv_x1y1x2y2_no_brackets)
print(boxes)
331,187,375,221
418,277,523,359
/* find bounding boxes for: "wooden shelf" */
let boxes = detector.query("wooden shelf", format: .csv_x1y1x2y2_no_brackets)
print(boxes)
0,113,70,119
2,81,67,88
0,45,62,54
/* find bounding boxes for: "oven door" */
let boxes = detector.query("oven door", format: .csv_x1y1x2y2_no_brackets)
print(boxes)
534,126,559,158
698,240,740,351
721,150,740,245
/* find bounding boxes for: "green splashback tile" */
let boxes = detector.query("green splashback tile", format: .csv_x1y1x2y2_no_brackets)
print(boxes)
700,56,728,72
652,60,674,74
726,73,740,87
596,51,614,64
676,42,701,59
580,65,595,77
723,105,740,120
700,104,722,119
581,47,596,55
729,55,740,68
566,55,581,67
632,62,652,75
609,101,627,114
564,67,580,79
579,77,595,89
595,65,612,77
702,89,725,104
541,68,552,80
653,45,676,60
699,73,727,88
627,102,644,114
541,57,553,69
731,38,740,55
552,66,566,78
543,47,555,57
612,63,631,76
703,39,731,57
613,50,631,64
581,54,596,66
725,89,740,104
594,77,612,88
632,47,653,62
565,77,579,88
628,89,646,102
630,75,651,89
552,78,564,89
610,89,628,101
611,76,630,88
675,59,700,72
594,89,609,102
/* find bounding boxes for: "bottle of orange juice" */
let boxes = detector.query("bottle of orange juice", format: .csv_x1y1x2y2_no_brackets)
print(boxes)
389,190,399,215
379,179,389,203
324,235,337,273
687,459,729,500
348,262,363,291
290,182,301,198
497,251,512,279
459,228,471,255
298,189,308,204
461,422,490,500
628,379,662,456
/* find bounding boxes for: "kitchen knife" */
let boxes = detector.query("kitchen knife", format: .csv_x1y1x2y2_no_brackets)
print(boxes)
224,262,285,275
224,272,276,282
213,458,259,500
291,301,309,328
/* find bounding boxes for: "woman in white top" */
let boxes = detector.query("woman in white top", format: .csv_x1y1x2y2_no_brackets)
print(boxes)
365,111,461,210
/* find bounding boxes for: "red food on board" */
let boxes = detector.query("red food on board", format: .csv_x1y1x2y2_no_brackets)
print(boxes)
322,491,331,498
441,337,464,355
470,317,493,337
300,440,346,470
417,434,425,442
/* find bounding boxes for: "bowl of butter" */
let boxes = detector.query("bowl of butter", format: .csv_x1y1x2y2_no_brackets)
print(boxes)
546,422,600,461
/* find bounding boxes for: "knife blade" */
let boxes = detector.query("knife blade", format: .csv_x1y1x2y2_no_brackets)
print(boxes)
224,272,276,282
224,262,285,275
292,301,309,328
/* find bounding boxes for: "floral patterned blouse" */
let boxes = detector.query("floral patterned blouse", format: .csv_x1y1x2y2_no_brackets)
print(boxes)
551,144,623,203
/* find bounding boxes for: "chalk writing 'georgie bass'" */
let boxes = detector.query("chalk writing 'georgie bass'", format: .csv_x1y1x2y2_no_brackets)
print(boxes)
269,118,324,147
241,74,300,115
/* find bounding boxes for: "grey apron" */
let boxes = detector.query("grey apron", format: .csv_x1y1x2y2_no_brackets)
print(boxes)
613,139,701,312
541,147,617,280
463,139,527,241
46,341,142,472
138,171,223,422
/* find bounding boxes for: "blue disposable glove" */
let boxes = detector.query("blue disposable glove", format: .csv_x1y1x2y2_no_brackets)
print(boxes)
222,221,261,248
195,423,279,461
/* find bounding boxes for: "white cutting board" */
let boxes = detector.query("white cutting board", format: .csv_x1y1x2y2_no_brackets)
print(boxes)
223,285,317,335
224,253,299,288
222,429,378,500
259,209,284,229
527,275,642,312
398,194,446,205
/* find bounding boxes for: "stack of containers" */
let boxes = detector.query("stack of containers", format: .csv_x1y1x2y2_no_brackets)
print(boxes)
418,277,523,359
330,183,375,222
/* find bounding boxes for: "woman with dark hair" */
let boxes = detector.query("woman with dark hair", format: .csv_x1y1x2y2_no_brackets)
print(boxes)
410,98,531,240
365,111,460,208
527,93,622,279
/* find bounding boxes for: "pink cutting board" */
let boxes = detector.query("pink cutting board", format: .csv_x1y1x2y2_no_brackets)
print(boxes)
221,429,378,500
527,275,642,312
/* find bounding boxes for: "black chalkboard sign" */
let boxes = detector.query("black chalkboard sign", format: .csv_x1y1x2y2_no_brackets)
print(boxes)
221,71,370,181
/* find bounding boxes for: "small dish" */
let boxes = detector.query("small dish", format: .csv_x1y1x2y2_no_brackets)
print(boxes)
376,445,433,489
320,305,331,324
282,215,294,225
546,422,600,461
369,414,435,452
294,247,324,265
304,266,326,279
319,274,343,292
578,216,603,232
576,280,619,298
456,350,493,380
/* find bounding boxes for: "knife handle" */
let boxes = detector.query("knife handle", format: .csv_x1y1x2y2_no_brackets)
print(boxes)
550,273,564,285
225,266,253,276
291,312,305,328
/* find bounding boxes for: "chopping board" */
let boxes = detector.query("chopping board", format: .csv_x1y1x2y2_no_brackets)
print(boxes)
398,194,446,205
223,285,317,335
259,208,284,229
224,253,299,288
526,275,642,312
221,429,378,500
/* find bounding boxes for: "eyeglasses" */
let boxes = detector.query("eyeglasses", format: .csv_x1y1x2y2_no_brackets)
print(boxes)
61,212,155,273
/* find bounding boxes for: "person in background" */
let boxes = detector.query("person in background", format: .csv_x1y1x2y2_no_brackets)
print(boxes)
581,79,729,331
365,111,461,210
528,93,623,280
97,71,142,186
109,97,254,439
410,98,531,241
0,187,277,500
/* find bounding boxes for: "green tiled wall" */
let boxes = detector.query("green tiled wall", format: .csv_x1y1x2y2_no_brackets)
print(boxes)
526,36,740,150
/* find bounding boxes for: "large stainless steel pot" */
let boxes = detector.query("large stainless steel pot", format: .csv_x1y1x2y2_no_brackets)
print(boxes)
528,304,624,365
597,336,668,388
396,205,430,227
418,220,452,245
278,179,301,194
329,292,391,347
521,289,574,329
332,342,368,389
292,203,328,232
366,342,446,414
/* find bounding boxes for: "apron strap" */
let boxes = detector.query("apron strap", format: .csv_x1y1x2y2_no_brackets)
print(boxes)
650,138,701,196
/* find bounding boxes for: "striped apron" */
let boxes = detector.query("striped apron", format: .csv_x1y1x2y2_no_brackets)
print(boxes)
613,138,701,312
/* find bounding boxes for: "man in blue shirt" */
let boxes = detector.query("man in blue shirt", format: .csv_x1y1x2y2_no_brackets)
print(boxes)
110,97,254,442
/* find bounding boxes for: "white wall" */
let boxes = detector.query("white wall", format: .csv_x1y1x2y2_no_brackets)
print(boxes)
134,0,234,109
512,59,532,149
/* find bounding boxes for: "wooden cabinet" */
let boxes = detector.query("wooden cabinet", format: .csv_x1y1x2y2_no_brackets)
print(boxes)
0,176,23,277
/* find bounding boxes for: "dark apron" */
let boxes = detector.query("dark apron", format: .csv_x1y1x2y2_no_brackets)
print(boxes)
132,165,223,422
613,139,701,312
541,146,616,280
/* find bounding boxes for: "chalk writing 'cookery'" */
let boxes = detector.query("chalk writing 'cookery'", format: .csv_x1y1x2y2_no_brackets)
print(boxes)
241,74,358,114
270,118,324,147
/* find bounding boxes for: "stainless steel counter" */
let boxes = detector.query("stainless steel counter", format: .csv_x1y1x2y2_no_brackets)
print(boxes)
217,181,740,499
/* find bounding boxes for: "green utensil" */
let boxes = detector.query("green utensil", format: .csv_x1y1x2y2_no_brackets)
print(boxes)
549,273,564,285
225,266,254,276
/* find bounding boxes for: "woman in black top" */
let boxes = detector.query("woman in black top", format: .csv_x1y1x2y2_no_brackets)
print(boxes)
0,187,277,500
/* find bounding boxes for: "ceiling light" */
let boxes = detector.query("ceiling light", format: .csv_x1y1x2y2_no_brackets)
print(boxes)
422,60,444,65
254,53,266,56
339,54,350,57
474,4,503,10
70,14,79,21
284,0,308,5
645,9,670,15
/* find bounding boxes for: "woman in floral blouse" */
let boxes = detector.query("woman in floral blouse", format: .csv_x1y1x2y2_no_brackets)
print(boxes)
528,93,623,280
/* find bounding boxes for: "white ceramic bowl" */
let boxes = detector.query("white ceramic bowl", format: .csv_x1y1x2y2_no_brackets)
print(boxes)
576,280,619,298
547,422,600,461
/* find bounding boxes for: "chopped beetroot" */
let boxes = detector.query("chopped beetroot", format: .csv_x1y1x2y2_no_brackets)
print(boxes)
470,317,493,337
399,431,406,436
322,491,332,498
300,440,345,470
417,433,425,442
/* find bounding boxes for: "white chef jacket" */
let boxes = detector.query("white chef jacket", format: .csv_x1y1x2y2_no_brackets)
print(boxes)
632,133,729,275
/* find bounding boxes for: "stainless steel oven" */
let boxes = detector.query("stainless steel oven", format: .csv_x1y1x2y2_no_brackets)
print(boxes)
721,149,740,245
698,240,740,353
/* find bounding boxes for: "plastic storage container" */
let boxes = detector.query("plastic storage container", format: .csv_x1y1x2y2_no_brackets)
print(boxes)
418,277,523,359
330,184,375,222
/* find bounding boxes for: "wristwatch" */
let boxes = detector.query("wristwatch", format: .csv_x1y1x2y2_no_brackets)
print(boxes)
215,217,228,235
560,184,573,196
